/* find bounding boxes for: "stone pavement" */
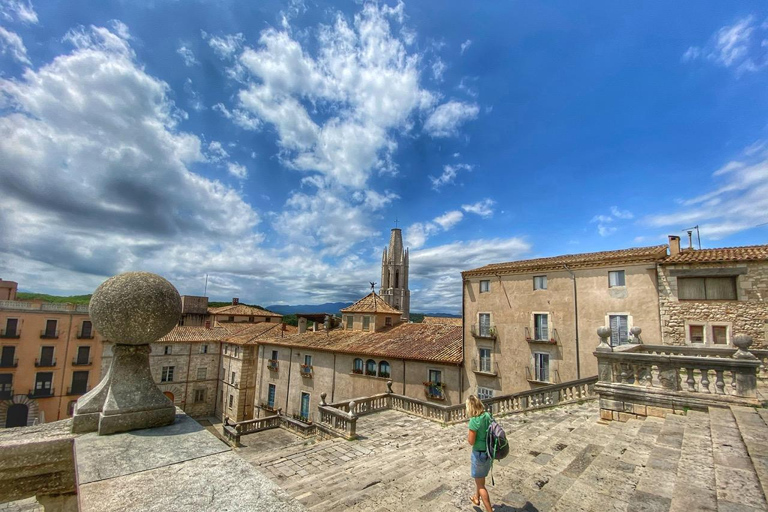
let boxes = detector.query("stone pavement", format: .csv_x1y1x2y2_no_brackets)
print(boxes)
236,401,768,511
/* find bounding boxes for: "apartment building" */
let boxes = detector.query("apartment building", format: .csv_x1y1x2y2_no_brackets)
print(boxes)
0,299,103,427
208,299,282,324
461,245,668,400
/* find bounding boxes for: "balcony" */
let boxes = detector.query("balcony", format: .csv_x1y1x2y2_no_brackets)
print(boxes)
364,369,377,376
471,358,498,377
423,381,446,401
260,402,279,413
0,329,20,339
470,324,497,340
77,332,94,339
28,387,54,398
0,358,18,368
35,358,56,368
0,389,11,400
67,386,90,396
72,358,93,366
525,327,558,345
267,359,279,372
300,364,313,378
39,330,59,339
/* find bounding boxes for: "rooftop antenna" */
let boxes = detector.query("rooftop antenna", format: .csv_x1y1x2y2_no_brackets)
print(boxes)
682,225,701,250
370,282,377,313
203,274,208,296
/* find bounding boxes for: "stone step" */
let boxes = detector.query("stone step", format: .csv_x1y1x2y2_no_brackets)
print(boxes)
669,410,716,512
730,405,768,503
709,406,768,511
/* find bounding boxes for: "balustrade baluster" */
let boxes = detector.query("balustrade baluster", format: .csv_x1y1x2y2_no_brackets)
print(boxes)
686,368,696,392
700,368,711,393
715,370,725,395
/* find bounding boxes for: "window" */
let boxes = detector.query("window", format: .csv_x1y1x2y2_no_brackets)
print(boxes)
70,371,88,394
197,367,207,380
609,271,626,287
478,348,492,373
234,346,239,357
161,366,175,382
271,350,278,360
365,359,377,376
478,313,491,337
34,372,53,395
609,315,629,346
395,270,400,288
4,318,18,337
379,361,391,378
480,280,490,293
0,374,12,397
228,316,235,322
689,325,705,343
427,369,444,398
200,344,208,354
533,276,547,290
346,316,353,329
678,277,737,300
304,355,312,367
249,316,254,322
712,325,728,345
362,316,371,331
39,346,54,366
44,319,57,337
534,314,549,341
477,386,494,400
429,369,442,385
228,395,234,408
80,321,92,338
385,317,392,327
164,346,172,355
353,358,363,374
267,384,276,409
223,344,229,355
230,371,237,385
533,353,550,382
194,389,205,403
1,346,15,367
299,392,310,421
75,346,90,365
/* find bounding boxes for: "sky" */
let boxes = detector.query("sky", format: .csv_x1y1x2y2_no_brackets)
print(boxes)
0,0,767,313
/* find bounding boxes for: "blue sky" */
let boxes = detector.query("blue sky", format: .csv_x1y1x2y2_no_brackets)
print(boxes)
0,0,766,312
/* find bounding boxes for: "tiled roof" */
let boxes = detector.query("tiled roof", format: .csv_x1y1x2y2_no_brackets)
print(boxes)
158,326,231,343
663,244,768,264
259,323,462,364
340,292,401,315
462,245,668,277
422,316,462,326
223,322,296,345
208,304,282,317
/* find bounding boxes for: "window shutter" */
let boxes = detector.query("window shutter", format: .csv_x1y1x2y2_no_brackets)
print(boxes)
620,316,628,344
610,315,619,346
678,278,705,299
706,277,737,300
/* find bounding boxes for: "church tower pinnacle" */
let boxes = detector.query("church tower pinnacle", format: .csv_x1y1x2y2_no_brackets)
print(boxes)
380,228,410,321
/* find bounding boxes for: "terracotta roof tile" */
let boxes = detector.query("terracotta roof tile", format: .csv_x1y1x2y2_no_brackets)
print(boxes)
258,323,462,364
422,316,462,326
663,244,768,264
208,304,282,317
340,292,401,315
158,326,230,343
463,245,668,277
222,322,291,345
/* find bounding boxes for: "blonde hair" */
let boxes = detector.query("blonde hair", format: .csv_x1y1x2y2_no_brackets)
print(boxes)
465,395,485,418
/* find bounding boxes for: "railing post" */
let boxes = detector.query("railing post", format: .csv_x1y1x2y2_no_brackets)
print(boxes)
596,326,614,384
347,400,357,439
732,335,758,398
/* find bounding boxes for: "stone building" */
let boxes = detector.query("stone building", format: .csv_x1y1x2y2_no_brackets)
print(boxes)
0,279,17,300
340,292,404,332
253,313,463,422
208,299,282,324
461,245,668,399
658,237,768,348
0,299,103,427
380,228,410,321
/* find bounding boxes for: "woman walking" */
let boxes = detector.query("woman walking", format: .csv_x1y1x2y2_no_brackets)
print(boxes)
466,395,493,510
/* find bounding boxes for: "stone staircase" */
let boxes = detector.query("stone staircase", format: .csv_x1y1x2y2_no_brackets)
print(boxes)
236,402,768,511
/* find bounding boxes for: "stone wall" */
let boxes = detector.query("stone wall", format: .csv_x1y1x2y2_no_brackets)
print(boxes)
658,261,768,348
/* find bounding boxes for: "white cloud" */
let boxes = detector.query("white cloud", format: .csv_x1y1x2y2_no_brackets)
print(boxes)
0,0,37,23
433,210,463,230
423,100,479,137
590,206,633,236
610,206,634,219
683,15,768,73
203,31,245,59
462,198,495,218
431,58,446,81
405,209,467,249
0,26,30,65
208,141,229,162
183,78,205,111
429,163,471,190
227,162,248,179
460,39,472,55
213,103,261,131
177,44,198,66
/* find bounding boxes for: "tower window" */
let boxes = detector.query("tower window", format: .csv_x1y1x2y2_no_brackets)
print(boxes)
395,270,399,288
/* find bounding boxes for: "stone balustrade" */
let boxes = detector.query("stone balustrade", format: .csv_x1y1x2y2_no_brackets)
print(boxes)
317,399,357,440
594,329,762,421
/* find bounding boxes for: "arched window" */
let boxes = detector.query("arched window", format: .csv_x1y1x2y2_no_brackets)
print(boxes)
353,358,363,374
365,359,377,376
378,361,390,378
395,270,399,288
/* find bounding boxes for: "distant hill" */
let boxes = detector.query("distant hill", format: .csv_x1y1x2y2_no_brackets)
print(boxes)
16,292,91,304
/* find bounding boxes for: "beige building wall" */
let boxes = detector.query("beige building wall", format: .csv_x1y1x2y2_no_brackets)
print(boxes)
217,344,258,422
0,303,103,426
211,314,276,324
658,261,768,348
462,263,661,398
341,312,400,332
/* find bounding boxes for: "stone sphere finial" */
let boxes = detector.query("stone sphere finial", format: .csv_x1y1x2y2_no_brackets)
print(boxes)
596,326,612,352
630,326,642,337
597,326,612,339
386,380,393,393
733,334,757,360
90,272,182,345
320,392,327,405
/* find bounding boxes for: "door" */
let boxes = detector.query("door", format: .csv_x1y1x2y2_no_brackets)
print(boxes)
34,372,53,396
76,346,90,365
300,392,310,421
267,384,276,409
5,403,27,427
1,346,15,367
4,318,18,337
71,371,89,395
40,346,54,366
44,320,57,337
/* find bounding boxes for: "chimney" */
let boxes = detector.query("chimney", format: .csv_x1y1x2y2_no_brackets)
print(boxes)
687,230,694,250
232,298,239,305
298,317,307,334
668,235,681,256
205,320,211,329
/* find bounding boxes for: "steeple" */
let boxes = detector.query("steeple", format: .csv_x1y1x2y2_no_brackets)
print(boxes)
380,228,410,321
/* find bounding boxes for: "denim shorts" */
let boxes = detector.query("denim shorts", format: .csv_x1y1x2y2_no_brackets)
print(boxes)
471,450,491,478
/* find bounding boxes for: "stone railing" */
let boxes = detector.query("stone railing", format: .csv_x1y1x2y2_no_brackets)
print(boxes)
224,414,281,445
317,396,358,440
0,300,89,312
594,329,762,421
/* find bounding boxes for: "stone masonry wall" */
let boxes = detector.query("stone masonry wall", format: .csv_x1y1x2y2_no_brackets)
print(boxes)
658,261,768,348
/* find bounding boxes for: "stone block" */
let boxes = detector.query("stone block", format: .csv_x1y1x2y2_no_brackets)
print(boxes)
600,409,613,421
633,404,648,416
646,406,673,418
600,398,624,411
618,412,637,422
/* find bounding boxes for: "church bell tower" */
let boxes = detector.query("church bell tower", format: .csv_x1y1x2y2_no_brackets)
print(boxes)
380,228,410,321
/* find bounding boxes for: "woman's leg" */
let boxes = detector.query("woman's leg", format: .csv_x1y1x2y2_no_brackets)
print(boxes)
474,477,492,511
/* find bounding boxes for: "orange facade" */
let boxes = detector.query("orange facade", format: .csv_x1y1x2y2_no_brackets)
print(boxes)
0,301,103,427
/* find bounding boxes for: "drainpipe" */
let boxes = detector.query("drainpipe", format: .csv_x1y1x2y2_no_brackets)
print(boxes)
563,264,581,379
402,359,406,395
57,313,74,421
284,347,293,413
331,353,337,402
183,341,192,413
